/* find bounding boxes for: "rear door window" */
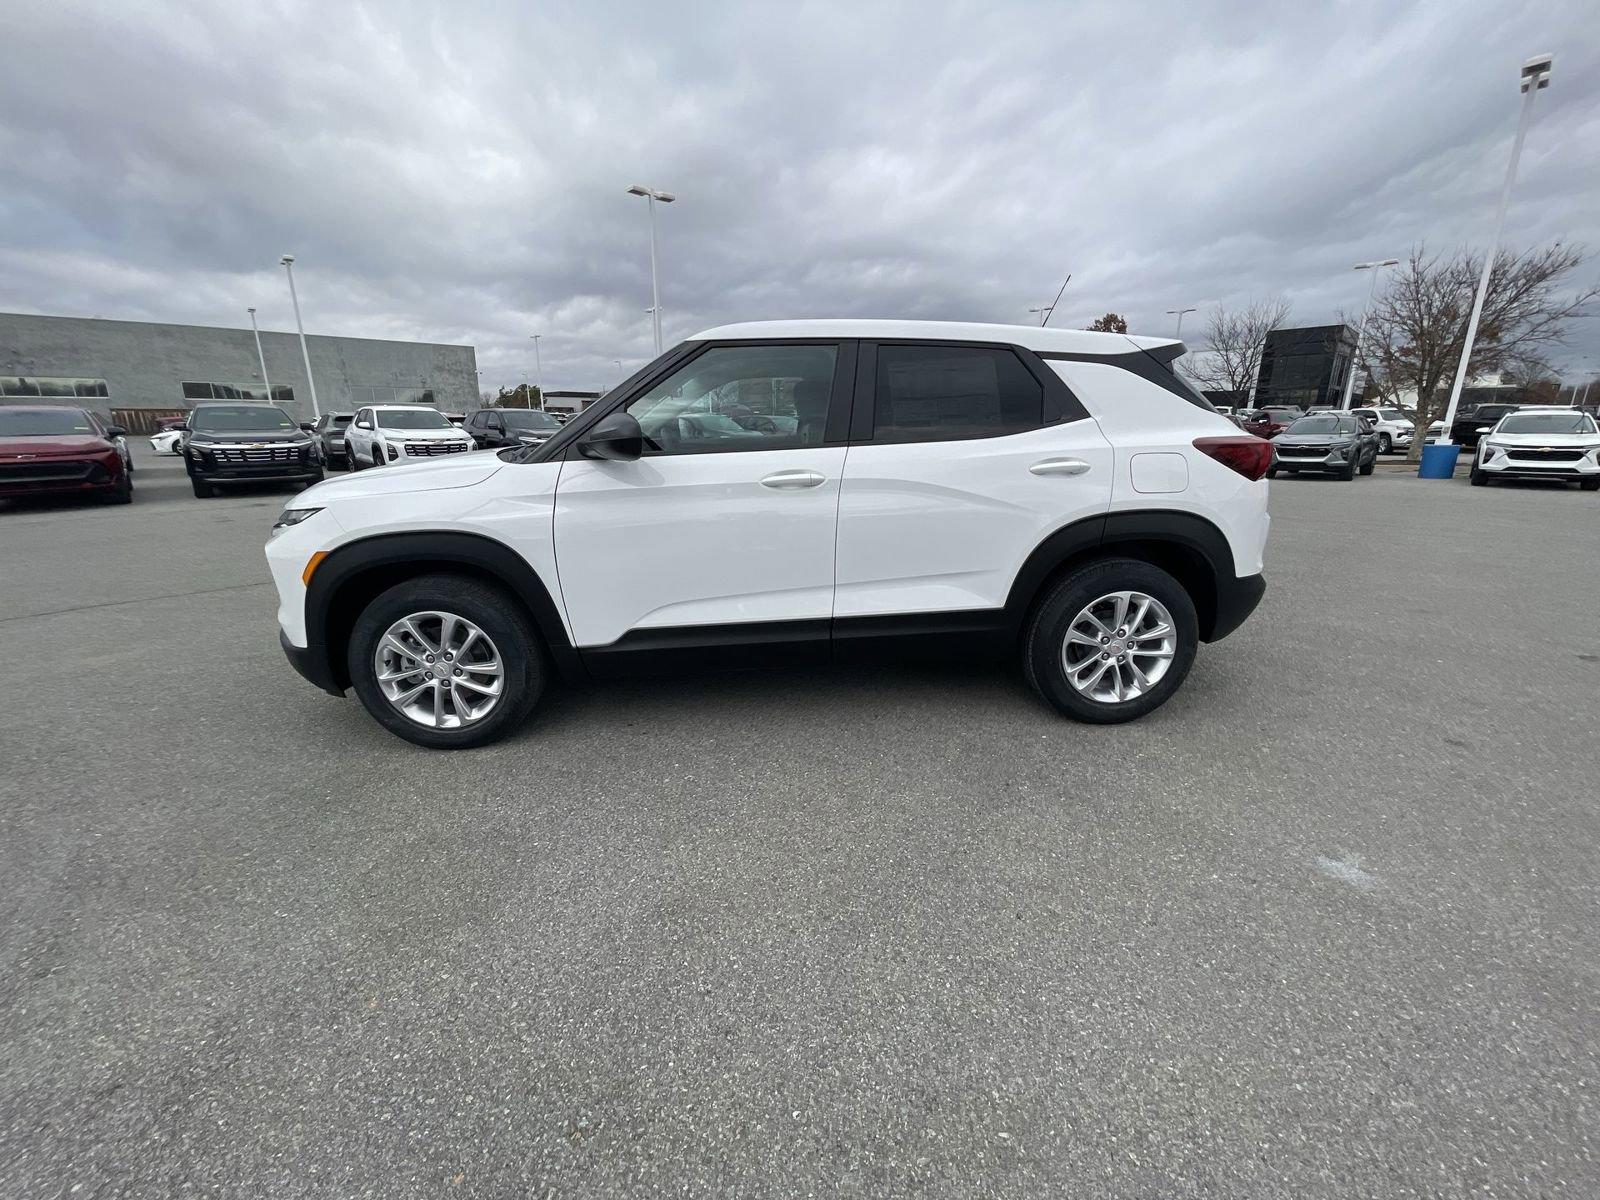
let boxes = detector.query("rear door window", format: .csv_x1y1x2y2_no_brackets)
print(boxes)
870,345,1043,443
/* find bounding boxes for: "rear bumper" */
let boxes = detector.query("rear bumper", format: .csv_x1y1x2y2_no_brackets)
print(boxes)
1209,573,1265,642
280,629,345,697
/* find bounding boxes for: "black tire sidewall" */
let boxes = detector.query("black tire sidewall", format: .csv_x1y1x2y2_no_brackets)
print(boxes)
1025,558,1199,724
347,575,545,749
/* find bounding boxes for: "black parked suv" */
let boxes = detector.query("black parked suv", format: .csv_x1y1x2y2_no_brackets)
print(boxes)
1451,403,1522,449
183,403,323,498
464,407,564,449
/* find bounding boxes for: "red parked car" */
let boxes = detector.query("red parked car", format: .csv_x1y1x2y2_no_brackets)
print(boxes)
1238,407,1302,439
0,405,133,504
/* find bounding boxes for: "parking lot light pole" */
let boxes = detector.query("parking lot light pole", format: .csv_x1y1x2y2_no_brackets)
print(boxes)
627,185,675,355
247,307,272,402
278,255,321,419
1166,307,1196,338
1338,259,1400,410
530,334,544,407
1437,54,1552,446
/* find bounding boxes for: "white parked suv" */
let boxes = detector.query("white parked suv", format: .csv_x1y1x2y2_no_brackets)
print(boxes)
1469,407,1600,489
266,321,1271,748
1348,406,1415,454
343,404,475,469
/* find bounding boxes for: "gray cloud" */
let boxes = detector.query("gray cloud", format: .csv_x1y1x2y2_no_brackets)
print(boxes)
2,0,1597,393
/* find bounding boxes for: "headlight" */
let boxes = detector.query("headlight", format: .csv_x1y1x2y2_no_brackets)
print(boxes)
272,507,322,530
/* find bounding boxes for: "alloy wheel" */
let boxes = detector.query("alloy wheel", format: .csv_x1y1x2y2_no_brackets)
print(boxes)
374,611,504,729
1060,590,1177,704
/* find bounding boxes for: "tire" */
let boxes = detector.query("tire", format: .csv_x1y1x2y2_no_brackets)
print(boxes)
1580,478,1600,491
103,471,133,504
1359,452,1375,476
191,477,214,498
1469,464,1487,486
1378,433,1392,454
1265,467,1277,479
1023,557,1199,725
1337,459,1356,481
347,574,546,749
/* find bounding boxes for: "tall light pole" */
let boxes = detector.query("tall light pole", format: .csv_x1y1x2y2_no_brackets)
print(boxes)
1436,54,1552,445
627,184,675,354
247,307,272,402
1166,307,1197,338
1338,259,1400,409
530,334,544,406
278,255,320,418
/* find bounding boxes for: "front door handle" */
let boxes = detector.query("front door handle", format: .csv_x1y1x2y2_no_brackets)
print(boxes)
1030,458,1092,477
760,469,827,490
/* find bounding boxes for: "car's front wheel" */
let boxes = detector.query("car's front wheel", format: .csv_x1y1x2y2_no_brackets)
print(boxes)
347,574,546,749
1023,558,1198,724
191,477,214,498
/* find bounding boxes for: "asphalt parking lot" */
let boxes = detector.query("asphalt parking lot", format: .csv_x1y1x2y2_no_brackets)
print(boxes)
3,445,1598,1198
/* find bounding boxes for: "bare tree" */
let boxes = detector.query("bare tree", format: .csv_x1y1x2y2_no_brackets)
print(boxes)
1364,244,1597,459
1183,296,1292,399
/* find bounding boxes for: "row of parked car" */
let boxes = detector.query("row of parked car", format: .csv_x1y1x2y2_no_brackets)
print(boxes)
138,403,574,496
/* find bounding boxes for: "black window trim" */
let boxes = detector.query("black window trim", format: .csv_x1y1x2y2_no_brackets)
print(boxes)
850,339,1088,446
526,338,858,464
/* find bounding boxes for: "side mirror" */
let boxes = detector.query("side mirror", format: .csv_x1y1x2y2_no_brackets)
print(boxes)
1475,426,1491,434
577,410,644,461
105,424,127,438
299,421,315,431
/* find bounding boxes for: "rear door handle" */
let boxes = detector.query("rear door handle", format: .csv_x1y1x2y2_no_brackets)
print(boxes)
760,469,827,490
1029,458,1091,477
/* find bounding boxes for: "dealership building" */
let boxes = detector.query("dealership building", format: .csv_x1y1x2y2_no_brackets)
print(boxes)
0,311,479,433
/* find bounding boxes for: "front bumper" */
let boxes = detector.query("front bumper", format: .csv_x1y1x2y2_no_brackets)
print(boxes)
1275,452,1353,472
1209,573,1266,643
280,629,345,697
0,457,123,495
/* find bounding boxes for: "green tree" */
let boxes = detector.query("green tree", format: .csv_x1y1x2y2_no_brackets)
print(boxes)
494,383,543,409
1085,312,1129,333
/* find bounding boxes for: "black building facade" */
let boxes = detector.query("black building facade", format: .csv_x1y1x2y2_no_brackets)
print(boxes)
1253,324,1358,410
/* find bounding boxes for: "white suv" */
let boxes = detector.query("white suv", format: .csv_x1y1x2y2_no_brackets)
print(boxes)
344,404,475,469
267,321,1271,748
1348,406,1414,454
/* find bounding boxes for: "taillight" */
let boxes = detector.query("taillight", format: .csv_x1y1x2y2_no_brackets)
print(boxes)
1193,436,1273,481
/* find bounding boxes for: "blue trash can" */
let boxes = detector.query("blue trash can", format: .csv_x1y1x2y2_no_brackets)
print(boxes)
1418,442,1460,479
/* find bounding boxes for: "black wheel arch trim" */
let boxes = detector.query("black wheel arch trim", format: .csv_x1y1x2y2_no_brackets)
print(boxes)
1005,509,1259,643
302,531,580,691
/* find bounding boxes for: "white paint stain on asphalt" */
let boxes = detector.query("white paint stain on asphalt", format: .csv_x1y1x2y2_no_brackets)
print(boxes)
1315,855,1377,891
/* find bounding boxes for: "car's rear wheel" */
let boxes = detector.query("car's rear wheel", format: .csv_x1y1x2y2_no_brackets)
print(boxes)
1023,558,1198,724
1378,433,1392,453
348,574,546,749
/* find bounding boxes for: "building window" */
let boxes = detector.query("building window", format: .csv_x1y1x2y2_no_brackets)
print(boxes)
180,381,293,404
2,376,110,398
352,384,438,408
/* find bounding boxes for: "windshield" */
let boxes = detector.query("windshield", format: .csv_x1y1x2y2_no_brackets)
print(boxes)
377,409,452,430
191,405,297,432
1286,416,1351,435
500,410,561,430
0,408,98,436
1497,412,1598,436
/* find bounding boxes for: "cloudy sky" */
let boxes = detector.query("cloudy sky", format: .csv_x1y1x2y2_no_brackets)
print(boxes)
3,0,1597,393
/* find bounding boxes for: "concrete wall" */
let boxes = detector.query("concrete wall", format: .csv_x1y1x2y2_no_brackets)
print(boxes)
0,312,478,425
